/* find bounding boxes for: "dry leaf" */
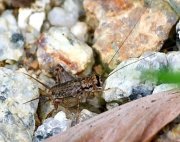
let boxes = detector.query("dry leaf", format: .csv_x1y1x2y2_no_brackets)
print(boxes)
45,89,180,142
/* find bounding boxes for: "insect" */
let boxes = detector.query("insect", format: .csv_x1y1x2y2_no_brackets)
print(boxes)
24,52,155,120
24,0,156,121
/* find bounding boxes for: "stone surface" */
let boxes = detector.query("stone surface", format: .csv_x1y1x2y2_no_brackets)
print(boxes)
37,27,94,75
168,0,180,14
129,84,154,100
0,32,24,61
0,10,25,61
48,0,82,27
79,109,97,122
153,83,179,94
0,67,39,142
84,0,178,69
71,22,88,42
167,51,180,71
103,52,167,102
33,111,71,142
106,102,119,110
0,10,19,33
18,8,45,43
176,20,180,50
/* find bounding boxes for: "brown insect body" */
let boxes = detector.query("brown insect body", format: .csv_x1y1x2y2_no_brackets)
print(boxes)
50,73,103,100
24,65,103,108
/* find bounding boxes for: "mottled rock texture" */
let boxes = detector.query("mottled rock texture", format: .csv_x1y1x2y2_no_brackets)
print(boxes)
37,27,94,75
0,68,39,142
84,0,178,69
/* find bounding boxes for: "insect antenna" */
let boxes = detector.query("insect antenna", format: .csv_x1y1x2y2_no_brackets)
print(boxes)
23,95,51,104
23,73,50,89
22,73,52,104
108,52,156,77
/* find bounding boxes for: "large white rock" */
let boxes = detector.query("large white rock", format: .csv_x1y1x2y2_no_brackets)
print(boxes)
103,52,167,102
0,68,39,142
37,27,94,75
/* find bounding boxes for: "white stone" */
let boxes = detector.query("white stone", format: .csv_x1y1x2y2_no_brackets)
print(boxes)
167,51,180,71
18,8,45,43
103,52,167,102
0,10,19,33
0,68,39,142
18,8,33,30
176,20,180,50
29,12,45,32
37,27,94,75
79,109,97,122
71,22,88,42
106,102,119,110
34,111,71,142
48,0,81,27
153,83,179,94
48,7,78,27
0,32,24,61
54,111,67,122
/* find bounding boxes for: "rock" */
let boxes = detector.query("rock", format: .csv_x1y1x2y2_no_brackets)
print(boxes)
106,102,119,110
18,8,45,43
0,32,24,61
29,12,46,32
33,111,71,142
70,22,88,42
0,10,19,33
103,52,167,102
84,0,178,69
79,109,97,122
168,0,180,14
153,84,179,94
176,20,180,50
37,27,94,75
48,0,82,27
167,51,180,71
129,84,154,100
0,67,39,142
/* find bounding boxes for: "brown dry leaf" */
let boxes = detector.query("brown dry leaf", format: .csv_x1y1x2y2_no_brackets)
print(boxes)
45,89,180,142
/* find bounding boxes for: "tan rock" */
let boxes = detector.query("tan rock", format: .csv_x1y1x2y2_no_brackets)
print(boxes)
37,27,94,75
84,0,178,69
